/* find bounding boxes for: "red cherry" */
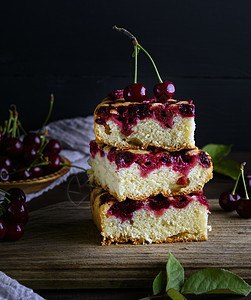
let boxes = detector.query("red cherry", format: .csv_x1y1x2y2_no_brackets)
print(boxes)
23,133,41,150
0,219,6,239
153,81,175,100
3,138,23,158
45,153,61,172
16,168,32,180
0,156,13,171
5,223,24,241
44,139,61,154
108,89,124,100
23,145,38,162
123,83,147,102
219,192,241,211
236,199,251,218
7,188,26,203
6,200,28,224
0,167,9,182
30,166,43,178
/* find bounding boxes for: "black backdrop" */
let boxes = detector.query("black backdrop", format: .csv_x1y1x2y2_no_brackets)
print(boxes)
0,1,251,150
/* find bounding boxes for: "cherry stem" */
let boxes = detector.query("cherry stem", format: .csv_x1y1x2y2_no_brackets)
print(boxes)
137,44,163,83
112,26,138,46
10,161,48,175
60,163,86,172
134,45,138,84
11,112,18,138
39,94,54,134
0,189,10,196
0,192,10,203
18,121,28,135
232,167,242,195
240,162,249,200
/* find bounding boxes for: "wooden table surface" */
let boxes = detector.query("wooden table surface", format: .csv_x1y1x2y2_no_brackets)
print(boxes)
1,152,251,300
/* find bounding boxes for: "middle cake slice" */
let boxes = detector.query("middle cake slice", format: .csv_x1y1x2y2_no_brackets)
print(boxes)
89,141,213,202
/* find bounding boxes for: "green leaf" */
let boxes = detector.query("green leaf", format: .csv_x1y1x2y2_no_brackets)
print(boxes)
153,271,165,295
166,251,184,292
202,144,231,164
181,268,251,296
132,46,140,57
167,288,187,300
214,160,239,180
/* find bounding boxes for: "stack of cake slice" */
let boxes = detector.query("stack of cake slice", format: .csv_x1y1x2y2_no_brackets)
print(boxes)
88,93,213,245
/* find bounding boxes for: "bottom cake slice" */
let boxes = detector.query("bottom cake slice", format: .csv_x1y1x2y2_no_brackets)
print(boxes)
90,187,210,245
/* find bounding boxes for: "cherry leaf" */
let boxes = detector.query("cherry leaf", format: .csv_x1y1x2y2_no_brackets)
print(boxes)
181,268,251,296
214,160,239,180
166,251,184,292
167,288,187,300
153,270,165,295
202,144,231,164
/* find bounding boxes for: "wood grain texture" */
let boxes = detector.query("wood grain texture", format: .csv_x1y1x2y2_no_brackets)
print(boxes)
1,199,250,290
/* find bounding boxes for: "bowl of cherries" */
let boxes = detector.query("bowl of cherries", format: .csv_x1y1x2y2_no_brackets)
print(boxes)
0,96,72,193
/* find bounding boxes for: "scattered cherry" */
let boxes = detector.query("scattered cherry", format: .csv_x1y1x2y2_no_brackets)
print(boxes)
6,200,28,224
219,192,241,211
44,139,61,154
7,188,26,202
5,223,24,241
153,81,175,100
0,220,6,239
123,84,148,102
3,137,23,158
23,132,41,150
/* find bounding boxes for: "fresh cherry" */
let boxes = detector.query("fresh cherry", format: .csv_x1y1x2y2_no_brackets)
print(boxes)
7,188,26,203
16,168,32,180
5,223,24,241
153,81,175,100
45,153,61,172
0,156,13,171
23,132,41,150
219,192,241,211
236,199,251,218
3,138,23,158
6,200,28,224
30,166,43,178
23,145,38,161
44,139,61,154
0,167,9,181
0,219,6,239
123,83,147,102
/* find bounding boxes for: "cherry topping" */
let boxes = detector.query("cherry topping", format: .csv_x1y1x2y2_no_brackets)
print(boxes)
153,81,175,100
0,220,6,239
0,156,13,171
108,199,144,221
123,83,147,102
3,138,23,158
236,199,251,218
6,200,28,224
23,133,41,150
108,89,124,100
7,188,26,203
219,192,241,211
5,223,24,241
44,139,61,154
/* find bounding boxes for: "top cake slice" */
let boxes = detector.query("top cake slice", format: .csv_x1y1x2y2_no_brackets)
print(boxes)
94,93,195,151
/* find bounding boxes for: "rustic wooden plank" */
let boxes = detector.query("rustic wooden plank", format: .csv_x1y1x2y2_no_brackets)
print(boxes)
0,199,250,289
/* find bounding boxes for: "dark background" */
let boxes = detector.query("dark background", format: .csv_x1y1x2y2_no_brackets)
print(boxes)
0,0,251,150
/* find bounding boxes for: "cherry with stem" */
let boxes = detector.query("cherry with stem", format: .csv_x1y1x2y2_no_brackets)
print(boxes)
38,94,54,134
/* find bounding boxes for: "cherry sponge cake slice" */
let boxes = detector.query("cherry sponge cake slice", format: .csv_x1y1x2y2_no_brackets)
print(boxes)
88,141,213,202
90,187,210,245
94,94,195,151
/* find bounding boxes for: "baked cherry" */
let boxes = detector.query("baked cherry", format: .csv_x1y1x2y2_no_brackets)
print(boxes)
219,192,241,211
23,132,41,150
30,166,43,178
7,188,26,203
153,81,175,100
44,139,61,154
0,156,13,171
0,219,6,239
0,167,9,181
3,138,23,158
6,200,28,224
123,83,147,102
108,90,124,100
5,223,24,241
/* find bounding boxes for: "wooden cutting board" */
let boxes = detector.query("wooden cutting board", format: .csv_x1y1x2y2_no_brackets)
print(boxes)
0,199,250,290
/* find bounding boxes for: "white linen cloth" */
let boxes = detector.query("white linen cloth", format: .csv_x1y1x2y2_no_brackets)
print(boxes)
1,116,94,299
